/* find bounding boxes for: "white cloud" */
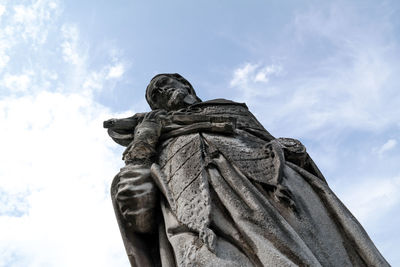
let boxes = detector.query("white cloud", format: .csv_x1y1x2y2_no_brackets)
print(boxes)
13,5,35,23
230,63,282,103
254,65,282,83
230,63,258,87
0,91,130,267
226,6,400,265
82,62,126,95
0,51,10,72
0,1,132,266
228,2,400,141
339,175,400,224
230,63,281,87
12,0,61,44
0,5,6,17
287,3,398,134
107,63,125,79
48,1,58,10
83,71,105,92
61,24,83,66
0,19,12,71
377,139,397,156
0,0,60,73
58,23,127,96
2,72,32,92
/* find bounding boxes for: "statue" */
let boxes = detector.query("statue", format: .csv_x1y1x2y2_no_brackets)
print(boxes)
104,73,389,266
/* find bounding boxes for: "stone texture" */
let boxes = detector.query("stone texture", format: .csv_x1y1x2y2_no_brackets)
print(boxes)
105,73,390,267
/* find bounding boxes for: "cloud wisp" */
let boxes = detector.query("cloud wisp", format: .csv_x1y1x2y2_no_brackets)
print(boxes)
228,2,400,264
0,1,131,266
230,2,400,138
377,139,397,156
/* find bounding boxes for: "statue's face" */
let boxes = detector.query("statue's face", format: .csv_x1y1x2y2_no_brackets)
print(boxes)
150,75,198,110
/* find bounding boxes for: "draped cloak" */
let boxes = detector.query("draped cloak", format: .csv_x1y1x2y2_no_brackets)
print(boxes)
110,99,389,267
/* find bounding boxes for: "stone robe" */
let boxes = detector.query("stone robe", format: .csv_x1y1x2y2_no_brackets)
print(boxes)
111,100,389,267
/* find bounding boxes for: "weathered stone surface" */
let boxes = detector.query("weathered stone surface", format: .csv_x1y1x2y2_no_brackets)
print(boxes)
105,73,390,267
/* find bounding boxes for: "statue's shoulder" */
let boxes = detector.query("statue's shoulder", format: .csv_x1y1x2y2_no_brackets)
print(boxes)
191,98,248,109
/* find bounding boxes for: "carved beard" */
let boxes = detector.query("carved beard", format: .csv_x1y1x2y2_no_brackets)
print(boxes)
167,89,197,110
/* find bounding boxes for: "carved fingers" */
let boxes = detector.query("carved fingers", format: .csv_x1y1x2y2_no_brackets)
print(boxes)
122,110,169,163
134,109,168,145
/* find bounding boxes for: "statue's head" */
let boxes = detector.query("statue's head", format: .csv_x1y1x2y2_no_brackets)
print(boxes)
146,73,202,111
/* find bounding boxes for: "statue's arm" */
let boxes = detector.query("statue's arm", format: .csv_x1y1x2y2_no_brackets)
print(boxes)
114,110,166,233
115,164,158,233
103,112,146,147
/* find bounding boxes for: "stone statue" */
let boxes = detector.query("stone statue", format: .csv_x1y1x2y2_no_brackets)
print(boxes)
104,73,389,267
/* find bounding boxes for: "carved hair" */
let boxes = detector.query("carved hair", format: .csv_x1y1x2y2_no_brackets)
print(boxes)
145,73,201,110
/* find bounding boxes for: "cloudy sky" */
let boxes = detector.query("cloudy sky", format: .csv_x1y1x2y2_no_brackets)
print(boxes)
0,0,399,266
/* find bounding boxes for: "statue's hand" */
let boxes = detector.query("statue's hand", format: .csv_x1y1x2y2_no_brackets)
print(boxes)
123,109,167,164
142,109,168,124
116,164,158,233
135,109,167,145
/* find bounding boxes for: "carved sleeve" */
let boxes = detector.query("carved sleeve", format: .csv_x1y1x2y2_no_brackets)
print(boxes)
116,164,158,233
115,111,164,233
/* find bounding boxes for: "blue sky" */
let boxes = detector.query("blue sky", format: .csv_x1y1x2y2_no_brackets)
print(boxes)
1,0,399,266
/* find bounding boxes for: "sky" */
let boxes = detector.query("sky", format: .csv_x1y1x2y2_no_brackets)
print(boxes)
0,0,399,266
